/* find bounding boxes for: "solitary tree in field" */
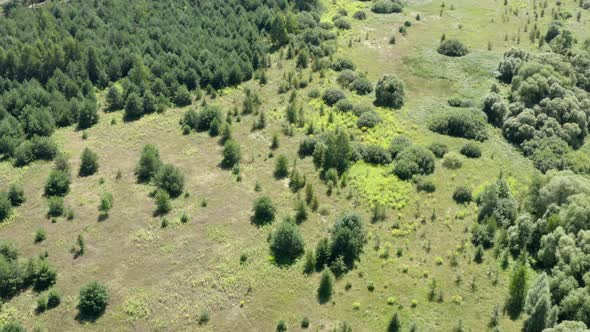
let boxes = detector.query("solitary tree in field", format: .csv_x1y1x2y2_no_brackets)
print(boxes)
387,312,401,332
79,148,99,177
135,144,162,183
78,281,109,318
375,75,405,109
317,269,333,304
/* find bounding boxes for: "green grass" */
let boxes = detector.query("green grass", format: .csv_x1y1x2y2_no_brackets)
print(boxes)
0,0,585,330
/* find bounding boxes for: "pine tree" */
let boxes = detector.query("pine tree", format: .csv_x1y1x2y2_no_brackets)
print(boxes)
387,312,401,332
506,261,528,319
317,269,333,303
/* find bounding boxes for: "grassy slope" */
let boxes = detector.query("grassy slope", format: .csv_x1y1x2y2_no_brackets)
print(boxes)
0,0,588,330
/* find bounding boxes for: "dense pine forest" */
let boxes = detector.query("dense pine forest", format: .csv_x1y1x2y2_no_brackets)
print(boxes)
0,0,590,331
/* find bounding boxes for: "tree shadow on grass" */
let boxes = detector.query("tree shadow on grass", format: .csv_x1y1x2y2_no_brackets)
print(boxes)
75,309,105,324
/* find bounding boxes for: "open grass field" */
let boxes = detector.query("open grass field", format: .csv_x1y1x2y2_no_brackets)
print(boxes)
0,0,589,331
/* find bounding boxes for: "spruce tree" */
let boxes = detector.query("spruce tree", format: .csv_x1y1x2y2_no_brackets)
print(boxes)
506,261,528,319
317,269,333,304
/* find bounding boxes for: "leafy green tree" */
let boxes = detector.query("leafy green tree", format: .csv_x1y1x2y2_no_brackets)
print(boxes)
135,144,162,183
453,186,473,204
393,146,435,180
79,148,99,177
523,273,551,332
375,75,405,108
154,164,184,198
270,218,305,265
78,281,109,318
322,88,346,106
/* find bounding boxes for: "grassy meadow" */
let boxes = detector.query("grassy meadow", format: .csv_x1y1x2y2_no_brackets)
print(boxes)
1,0,588,330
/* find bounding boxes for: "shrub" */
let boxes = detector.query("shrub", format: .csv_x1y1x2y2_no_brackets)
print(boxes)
6,184,25,207
79,148,99,177
335,99,354,113
317,270,333,303
198,310,210,325
352,104,374,116
33,259,57,291
221,139,241,169
331,58,356,71
0,193,12,222
135,144,162,183
443,153,463,169
429,143,448,158
460,143,482,158
154,164,184,198
47,196,64,217
154,189,171,215
438,39,469,57
322,88,346,106
274,155,290,179
353,10,367,20
357,111,382,129
301,316,310,328
389,135,411,158
453,186,473,203
295,200,308,224
336,70,358,87
270,218,305,265
98,192,113,216
355,144,392,165
45,170,70,197
276,320,287,332
447,96,473,108
78,281,109,318
416,177,436,193
393,146,436,180
47,289,61,308
252,196,276,225
35,228,46,243
375,75,405,108
37,295,47,312
429,110,487,141
350,77,373,95
372,0,403,14
334,18,351,30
